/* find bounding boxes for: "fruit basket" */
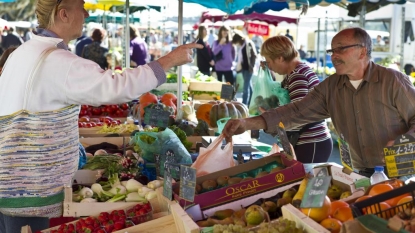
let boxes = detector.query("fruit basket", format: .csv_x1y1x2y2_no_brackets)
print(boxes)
351,182,415,219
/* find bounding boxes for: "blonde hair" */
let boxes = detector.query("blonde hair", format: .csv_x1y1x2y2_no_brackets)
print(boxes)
36,0,71,29
261,35,298,62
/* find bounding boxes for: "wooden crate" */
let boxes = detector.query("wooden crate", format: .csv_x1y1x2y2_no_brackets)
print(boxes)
156,83,189,92
62,186,169,217
79,137,131,148
282,204,330,233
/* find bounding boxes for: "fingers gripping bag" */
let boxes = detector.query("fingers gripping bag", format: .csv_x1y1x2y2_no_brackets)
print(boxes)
191,134,235,177
249,67,290,116
133,128,192,176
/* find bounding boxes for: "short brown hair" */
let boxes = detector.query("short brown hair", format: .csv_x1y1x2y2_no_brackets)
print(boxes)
91,28,104,42
197,26,206,40
0,46,18,75
261,35,298,62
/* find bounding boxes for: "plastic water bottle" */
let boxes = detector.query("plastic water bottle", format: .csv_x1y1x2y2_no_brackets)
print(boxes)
370,166,389,185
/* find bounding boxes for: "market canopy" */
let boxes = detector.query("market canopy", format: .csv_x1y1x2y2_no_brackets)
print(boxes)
183,0,267,14
0,0,15,2
85,12,140,24
200,11,298,26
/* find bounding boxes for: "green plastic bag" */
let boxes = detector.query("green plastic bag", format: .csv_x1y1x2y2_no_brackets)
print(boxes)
132,128,192,176
249,67,290,116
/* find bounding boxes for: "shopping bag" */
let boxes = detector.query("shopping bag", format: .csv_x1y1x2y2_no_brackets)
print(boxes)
249,67,290,116
191,134,235,177
133,128,192,176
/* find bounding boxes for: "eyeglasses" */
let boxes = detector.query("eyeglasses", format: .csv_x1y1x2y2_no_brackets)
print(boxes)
326,44,362,56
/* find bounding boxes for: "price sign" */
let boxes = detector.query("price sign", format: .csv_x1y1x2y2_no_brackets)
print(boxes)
163,171,173,200
300,176,331,208
164,162,181,180
143,105,170,128
338,134,353,171
384,134,415,177
276,122,294,158
220,84,234,100
179,165,197,202
154,154,161,178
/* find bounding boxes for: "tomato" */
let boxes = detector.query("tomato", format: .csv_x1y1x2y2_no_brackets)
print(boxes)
103,118,113,124
79,110,88,116
78,122,86,127
96,122,104,127
91,107,102,116
85,123,93,128
81,105,88,111
114,109,124,117
120,103,129,110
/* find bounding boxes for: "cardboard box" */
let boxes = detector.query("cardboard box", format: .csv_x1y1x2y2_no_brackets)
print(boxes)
313,163,366,193
156,83,189,92
189,81,223,92
174,153,305,210
62,187,169,217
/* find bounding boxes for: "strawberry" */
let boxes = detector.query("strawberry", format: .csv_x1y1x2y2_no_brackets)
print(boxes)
114,220,125,230
96,229,106,233
125,220,134,228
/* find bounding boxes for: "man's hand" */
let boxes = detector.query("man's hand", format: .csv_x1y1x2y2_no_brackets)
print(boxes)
222,119,247,143
158,43,203,72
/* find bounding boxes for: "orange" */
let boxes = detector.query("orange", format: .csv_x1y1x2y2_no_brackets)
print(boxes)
333,206,354,222
365,202,393,219
384,179,404,189
355,195,372,203
368,184,394,196
330,200,349,216
301,196,332,223
396,196,413,211
320,218,343,233
386,193,411,207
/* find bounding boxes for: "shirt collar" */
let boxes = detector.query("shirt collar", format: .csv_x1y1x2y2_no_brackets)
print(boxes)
36,28,69,50
336,61,379,89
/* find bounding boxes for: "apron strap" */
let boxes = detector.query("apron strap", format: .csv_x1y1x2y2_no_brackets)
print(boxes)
23,47,58,110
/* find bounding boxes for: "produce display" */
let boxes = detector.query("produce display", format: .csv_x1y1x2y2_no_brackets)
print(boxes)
196,100,249,128
79,104,130,119
212,217,304,233
49,203,152,233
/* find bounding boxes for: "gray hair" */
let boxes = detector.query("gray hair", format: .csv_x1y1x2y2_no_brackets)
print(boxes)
350,27,372,59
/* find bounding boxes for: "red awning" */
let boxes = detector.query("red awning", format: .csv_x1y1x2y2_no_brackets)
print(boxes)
200,12,298,26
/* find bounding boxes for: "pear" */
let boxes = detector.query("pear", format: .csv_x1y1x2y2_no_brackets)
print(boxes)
277,197,293,207
209,217,234,225
228,177,243,185
216,176,230,186
233,217,246,227
261,201,277,213
213,209,234,220
270,166,284,173
245,205,266,226
233,208,247,221
282,188,297,199
241,177,254,182
327,185,343,200
201,179,217,191
256,171,269,178
196,219,214,227
340,191,352,199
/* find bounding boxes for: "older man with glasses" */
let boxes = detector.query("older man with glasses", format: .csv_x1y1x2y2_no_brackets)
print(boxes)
223,27,415,179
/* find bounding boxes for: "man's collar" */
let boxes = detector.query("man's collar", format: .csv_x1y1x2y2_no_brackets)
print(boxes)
336,61,379,89
36,28,69,51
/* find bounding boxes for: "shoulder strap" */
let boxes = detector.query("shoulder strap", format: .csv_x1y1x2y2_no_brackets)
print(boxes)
23,47,58,109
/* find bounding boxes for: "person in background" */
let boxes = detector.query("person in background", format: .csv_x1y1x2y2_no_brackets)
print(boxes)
0,0,202,232
223,27,415,178
196,26,214,76
298,45,306,60
207,29,217,48
376,35,385,45
285,29,294,42
106,51,122,71
232,30,257,106
261,36,332,163
251,34,263,53
0,46,18,75
75,28,93,57
404,64,415,76
24,25,37,42
130,25,148,66
212,26,235,85
82,28,108,70
1,27,23,51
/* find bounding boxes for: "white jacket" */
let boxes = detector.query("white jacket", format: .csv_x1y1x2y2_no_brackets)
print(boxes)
0,35,165,115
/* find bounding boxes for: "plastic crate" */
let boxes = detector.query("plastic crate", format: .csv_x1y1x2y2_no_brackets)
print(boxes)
351,182,415,219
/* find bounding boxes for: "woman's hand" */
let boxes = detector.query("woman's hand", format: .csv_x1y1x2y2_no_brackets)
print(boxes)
209,60,215,66
219,38,226,45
